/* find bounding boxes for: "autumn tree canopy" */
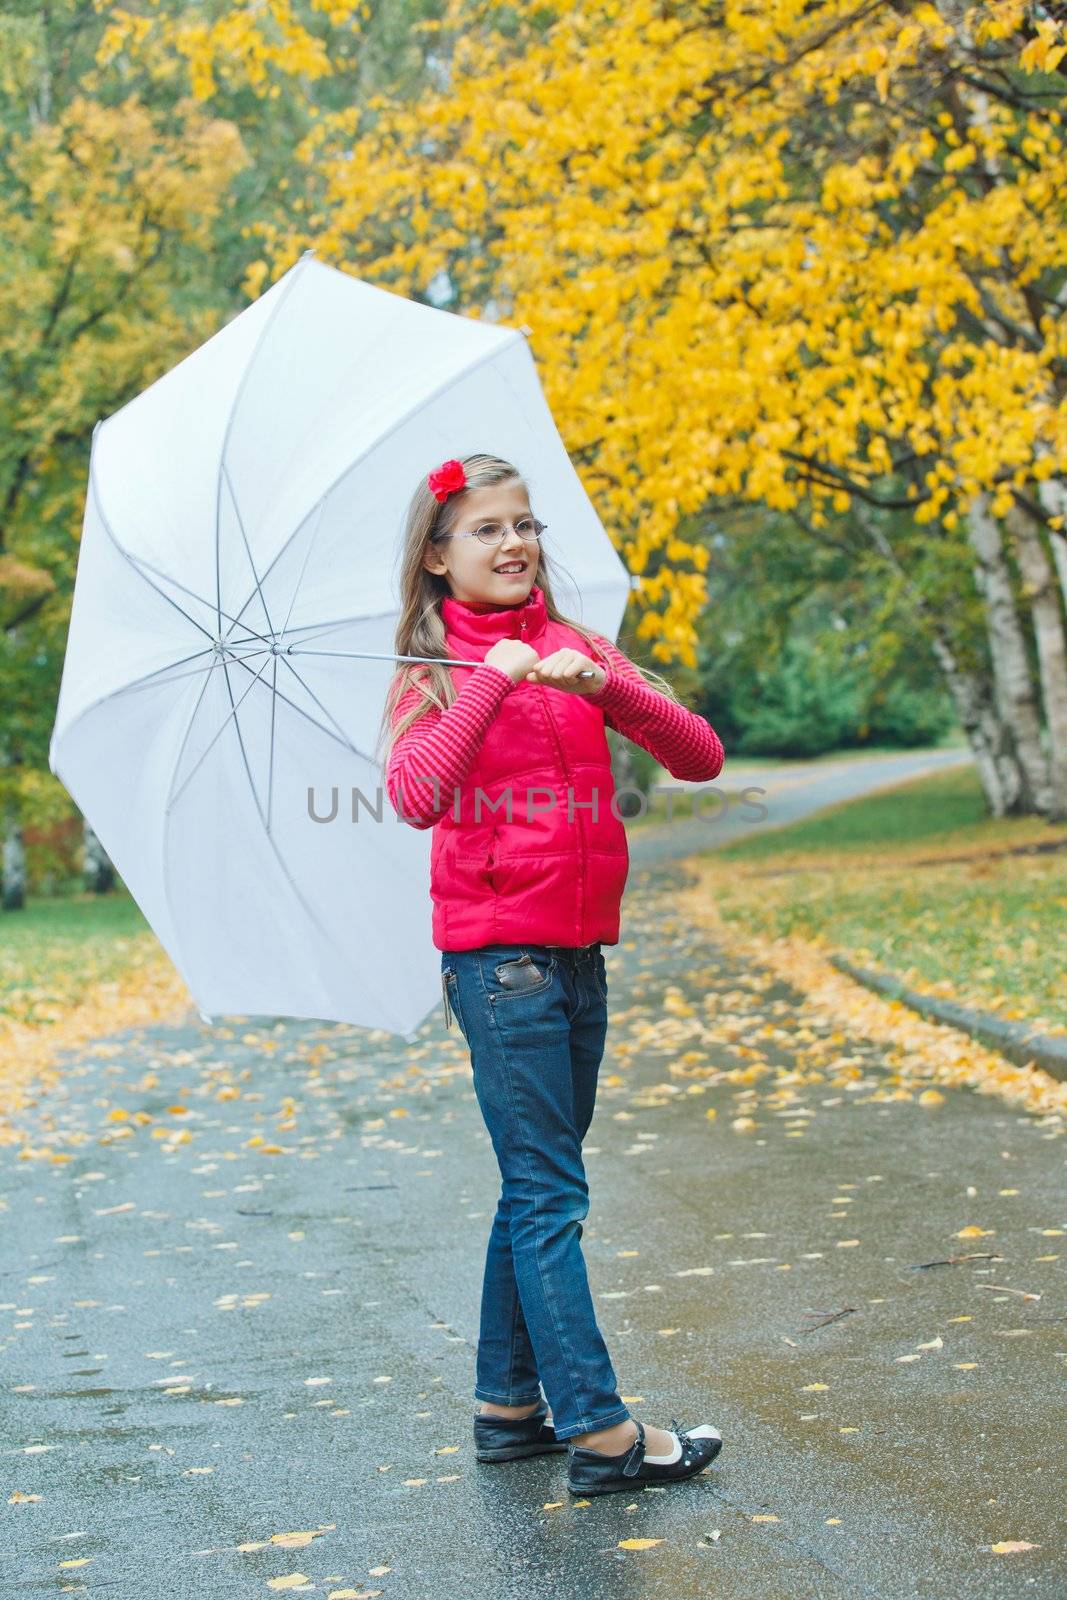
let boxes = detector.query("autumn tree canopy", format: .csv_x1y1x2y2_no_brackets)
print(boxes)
246,0,1067,815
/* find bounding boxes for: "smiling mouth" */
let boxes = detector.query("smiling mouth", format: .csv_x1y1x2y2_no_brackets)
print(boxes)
494,562,528,574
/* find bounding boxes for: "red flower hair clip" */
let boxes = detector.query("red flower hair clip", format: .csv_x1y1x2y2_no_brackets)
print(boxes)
427,458,467,502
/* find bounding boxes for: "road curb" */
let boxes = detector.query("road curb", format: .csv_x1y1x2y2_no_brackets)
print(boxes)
829,955,1067,1082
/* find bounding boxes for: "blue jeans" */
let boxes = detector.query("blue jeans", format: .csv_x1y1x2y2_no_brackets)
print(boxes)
440,941,632,1443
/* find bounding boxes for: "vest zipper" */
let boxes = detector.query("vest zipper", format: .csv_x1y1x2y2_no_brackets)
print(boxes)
537,686,584,940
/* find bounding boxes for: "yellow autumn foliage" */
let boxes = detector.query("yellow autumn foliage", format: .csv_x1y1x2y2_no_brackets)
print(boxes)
236,0,1066,663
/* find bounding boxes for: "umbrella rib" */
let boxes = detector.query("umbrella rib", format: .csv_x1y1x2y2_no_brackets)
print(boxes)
88,458,282,654
223,642,400,1029
225,490,329,646
223,459,275,639
213,251,313,635
167,650,275,817
158,624,388,1031
271,607,403,645
90,465,220,648
155,653,225,996
276,652,374,760
48,646,273,779
223,649,373,759
227,331,521,630
110,540,276,650
217,650,271,830
102,647,273,697
267,653,278,833
162,646,220,822
278,493,328,640
80,645,219,705
228,721,388,1027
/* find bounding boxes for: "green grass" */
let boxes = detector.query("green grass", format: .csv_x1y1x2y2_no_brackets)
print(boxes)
689,763,1067,1033
713,764,992,861
0,890,155,1025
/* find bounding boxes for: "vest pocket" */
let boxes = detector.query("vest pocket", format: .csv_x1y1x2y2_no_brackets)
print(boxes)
483,825,499,893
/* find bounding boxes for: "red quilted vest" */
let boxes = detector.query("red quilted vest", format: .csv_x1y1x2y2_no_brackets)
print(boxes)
432,584,629,951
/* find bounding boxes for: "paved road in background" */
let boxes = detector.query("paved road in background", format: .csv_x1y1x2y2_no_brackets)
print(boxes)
3,744,1064,1599
629,746,975,868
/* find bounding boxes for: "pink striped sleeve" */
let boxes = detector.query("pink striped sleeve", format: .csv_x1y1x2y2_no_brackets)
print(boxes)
584,635,725,782
386,663,515,828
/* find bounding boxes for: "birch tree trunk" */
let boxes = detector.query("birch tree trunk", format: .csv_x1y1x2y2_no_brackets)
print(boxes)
1035,469,1067,611
927,634,1021,817
1005,502,1067,820
966,493,1052,815
2,815,25,911
854,504,1022,815
925,4,1062,819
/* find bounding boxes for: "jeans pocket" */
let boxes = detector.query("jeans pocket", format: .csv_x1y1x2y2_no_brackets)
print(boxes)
489,951,556,1002
590,949,609,1005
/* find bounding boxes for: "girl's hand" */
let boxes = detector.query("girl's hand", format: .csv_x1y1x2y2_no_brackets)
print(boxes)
484,639,542,683
524,648,607,695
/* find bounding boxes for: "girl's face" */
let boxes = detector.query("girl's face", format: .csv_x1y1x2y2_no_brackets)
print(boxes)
422,478,539,605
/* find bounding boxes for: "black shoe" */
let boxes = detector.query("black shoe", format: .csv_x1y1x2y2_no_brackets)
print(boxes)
474,1401,569,1463
566,1417,722,1496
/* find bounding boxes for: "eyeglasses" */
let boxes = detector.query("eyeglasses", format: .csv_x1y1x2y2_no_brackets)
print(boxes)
433,517,547,547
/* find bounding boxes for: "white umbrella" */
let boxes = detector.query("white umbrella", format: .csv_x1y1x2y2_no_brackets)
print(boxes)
48,252,632,1042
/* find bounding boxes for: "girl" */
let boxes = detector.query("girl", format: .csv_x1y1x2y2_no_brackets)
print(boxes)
376,452,726,1497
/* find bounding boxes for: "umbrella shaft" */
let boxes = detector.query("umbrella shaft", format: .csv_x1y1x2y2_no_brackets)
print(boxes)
284,647,597,679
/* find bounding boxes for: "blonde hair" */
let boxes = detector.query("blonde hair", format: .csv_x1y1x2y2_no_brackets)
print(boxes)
374,451,680,774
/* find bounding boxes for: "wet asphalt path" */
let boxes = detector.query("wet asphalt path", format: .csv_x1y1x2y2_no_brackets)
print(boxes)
2,749,1064,1598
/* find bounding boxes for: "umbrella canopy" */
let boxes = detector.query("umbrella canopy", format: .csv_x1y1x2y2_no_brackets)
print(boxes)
49,252,632,1041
